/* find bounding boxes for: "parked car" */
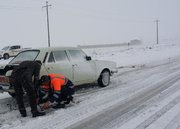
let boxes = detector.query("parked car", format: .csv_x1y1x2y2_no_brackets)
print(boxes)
0,47,117,97
0,45,28,60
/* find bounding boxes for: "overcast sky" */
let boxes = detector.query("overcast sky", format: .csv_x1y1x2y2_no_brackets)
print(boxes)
0,0,180,48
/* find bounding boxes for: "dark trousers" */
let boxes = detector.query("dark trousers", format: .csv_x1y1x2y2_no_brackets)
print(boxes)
60,80,75,102
12,72,37,114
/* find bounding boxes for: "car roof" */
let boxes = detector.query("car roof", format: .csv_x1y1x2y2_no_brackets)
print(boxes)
32,46,81,51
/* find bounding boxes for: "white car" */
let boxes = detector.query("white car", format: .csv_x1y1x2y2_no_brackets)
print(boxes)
0,45,24,60
0,47,117,96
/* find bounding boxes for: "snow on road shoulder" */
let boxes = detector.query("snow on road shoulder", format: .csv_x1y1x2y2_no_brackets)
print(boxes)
84,43,180,67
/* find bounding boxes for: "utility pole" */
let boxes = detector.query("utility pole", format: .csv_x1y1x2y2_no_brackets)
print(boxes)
155,19,160,44
43,1,51,47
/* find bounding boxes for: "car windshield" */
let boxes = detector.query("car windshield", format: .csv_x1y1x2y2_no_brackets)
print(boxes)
2,46,10,51
9,50,39,65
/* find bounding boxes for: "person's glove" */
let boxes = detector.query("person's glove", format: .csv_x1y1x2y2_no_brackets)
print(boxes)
43,101,56,109
43,101,50,109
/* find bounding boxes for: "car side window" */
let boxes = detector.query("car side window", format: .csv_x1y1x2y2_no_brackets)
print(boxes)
68,50,86,61
48,52,55,63
10,46,15,50
10,46,20,50
52,50,68,62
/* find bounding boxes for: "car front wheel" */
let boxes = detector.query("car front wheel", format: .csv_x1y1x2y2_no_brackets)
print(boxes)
3,53,9,60
98,70,110,87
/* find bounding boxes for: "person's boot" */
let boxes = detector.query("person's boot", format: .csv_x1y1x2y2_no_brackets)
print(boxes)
52,102,65,109
19,109,27,117
32,111,46,117
65,96,73,104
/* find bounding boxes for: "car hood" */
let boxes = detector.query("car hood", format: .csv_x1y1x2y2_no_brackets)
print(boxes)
0,50,5,54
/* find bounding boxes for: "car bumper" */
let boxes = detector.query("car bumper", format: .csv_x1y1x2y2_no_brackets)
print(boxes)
110,68,118,75
0,85,14,93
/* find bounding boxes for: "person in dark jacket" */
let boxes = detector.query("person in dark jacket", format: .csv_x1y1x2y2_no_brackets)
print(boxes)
11,60,45,117
39,74,75,109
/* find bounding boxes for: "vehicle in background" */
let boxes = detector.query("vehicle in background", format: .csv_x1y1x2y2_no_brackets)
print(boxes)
0,47,117,97
0,45,29,60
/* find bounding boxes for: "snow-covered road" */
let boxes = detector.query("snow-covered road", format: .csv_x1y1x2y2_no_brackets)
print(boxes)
69,58,180,129
0,43,180,129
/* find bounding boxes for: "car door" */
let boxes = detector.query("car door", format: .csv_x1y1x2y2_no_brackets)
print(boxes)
44,50,73,81
67,49,96,85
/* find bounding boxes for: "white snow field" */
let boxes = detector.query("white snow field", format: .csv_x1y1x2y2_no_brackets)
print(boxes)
0,43,180,129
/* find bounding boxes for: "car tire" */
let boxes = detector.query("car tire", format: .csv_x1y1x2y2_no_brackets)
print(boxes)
3,53,9,60
98,70,110,87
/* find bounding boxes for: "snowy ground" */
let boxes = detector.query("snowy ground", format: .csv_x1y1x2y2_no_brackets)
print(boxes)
0,43,180,129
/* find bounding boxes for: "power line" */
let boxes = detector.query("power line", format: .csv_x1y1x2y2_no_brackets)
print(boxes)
42,1,51,47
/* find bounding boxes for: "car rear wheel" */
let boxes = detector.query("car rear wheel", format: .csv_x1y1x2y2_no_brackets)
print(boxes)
98,70,110,87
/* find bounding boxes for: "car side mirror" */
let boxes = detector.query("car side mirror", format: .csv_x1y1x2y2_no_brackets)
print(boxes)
86,56,91,61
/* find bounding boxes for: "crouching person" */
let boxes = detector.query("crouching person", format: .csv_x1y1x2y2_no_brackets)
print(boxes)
39,74,75,109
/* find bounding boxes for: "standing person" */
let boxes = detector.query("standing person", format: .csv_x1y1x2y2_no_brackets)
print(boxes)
11,60,45,117
39,74,75,109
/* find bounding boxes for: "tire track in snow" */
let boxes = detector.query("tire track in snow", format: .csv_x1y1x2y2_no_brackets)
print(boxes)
102,78,180,129
145,96,180,129
164,112,180,129
135,95,180,129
